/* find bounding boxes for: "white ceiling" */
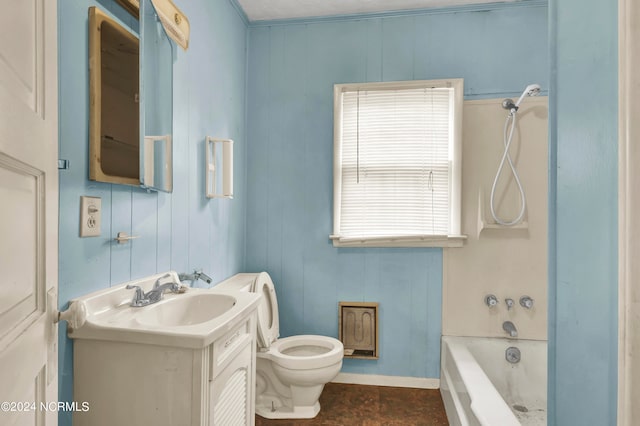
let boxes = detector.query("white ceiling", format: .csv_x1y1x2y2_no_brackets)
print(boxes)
237,0,515,22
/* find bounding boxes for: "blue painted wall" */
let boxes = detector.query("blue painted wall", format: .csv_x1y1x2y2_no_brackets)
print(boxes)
548,0,618,424
55,0,623,422
245,2,548,379
57,0,248,424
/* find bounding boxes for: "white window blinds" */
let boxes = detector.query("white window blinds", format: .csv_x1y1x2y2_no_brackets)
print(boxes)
332,79,464,247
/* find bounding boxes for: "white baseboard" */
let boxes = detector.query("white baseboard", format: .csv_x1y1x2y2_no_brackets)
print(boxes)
332,372,440,389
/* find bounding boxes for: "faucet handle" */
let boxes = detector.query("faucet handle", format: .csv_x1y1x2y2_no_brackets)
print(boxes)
520,295,534,309
197,270,213,284
153,273,173,289
505,298,515,310
126,284,143,293
178,269,213,285
485,294,498,307
126,285,148,307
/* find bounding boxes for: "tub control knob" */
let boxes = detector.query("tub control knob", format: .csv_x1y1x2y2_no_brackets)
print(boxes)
485,294,498,307
520,296,534,309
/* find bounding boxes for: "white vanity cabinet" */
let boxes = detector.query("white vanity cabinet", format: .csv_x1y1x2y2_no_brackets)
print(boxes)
208,316,256,426
67,275,259,426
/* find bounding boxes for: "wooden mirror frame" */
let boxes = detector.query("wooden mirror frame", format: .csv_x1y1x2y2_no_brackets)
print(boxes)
88,7,140,186
114,0,139,18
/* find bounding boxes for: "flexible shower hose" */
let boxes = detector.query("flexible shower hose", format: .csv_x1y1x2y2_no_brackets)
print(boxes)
490,111,526,226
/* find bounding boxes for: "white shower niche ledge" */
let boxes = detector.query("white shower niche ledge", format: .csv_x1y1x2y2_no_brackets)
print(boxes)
66,271,260,426
476,190,529,238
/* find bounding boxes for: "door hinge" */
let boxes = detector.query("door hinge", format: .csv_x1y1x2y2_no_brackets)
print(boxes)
58,159,70,170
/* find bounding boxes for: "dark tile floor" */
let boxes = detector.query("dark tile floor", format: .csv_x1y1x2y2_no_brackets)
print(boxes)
255,383,450,426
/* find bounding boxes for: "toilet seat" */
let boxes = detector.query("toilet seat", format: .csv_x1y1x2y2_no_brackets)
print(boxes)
252,272,280,349
264,335,343,371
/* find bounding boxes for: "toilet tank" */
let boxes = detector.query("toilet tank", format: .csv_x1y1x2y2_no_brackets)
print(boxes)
214,273,257,292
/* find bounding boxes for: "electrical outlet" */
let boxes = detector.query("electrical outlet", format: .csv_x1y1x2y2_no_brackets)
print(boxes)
80,196,101,237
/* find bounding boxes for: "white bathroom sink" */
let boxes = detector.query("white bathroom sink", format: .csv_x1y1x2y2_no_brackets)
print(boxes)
136,293,237,327
64,271,260,348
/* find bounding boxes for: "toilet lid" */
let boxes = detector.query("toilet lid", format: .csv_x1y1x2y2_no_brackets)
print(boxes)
252,272,279,349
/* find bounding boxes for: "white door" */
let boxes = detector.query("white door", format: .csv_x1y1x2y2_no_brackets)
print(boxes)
0,0,58,424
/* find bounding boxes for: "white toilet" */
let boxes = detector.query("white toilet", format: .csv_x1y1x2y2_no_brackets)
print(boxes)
215,272,344,419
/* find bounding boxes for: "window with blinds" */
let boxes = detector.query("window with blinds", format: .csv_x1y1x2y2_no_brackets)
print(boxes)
332,79,465,247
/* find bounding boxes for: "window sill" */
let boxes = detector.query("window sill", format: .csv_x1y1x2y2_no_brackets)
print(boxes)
329,234,467,248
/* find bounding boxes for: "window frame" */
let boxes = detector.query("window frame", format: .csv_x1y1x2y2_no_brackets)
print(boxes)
331,79,466,248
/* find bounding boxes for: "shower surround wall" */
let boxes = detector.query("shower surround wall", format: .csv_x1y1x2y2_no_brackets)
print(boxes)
443,97,548,340
57,0,248,424
245,2,548,380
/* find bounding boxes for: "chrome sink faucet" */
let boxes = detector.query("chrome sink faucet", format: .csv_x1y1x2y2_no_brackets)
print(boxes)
126,274,183,307
503,321,518,338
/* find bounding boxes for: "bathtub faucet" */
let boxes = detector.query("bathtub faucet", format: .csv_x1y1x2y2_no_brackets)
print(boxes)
503,321,518,338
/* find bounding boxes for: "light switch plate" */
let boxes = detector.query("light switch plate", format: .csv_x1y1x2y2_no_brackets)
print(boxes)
80,196,101,237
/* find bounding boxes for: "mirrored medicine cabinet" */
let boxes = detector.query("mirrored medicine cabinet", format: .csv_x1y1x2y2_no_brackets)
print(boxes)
89,0,174,192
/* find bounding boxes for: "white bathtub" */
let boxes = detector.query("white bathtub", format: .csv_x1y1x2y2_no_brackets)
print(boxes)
440,336,547,426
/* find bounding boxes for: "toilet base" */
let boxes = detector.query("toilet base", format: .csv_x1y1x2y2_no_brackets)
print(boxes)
256,401,320,419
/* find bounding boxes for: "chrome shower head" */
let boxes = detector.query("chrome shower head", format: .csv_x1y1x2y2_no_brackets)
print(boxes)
514,83,541,107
